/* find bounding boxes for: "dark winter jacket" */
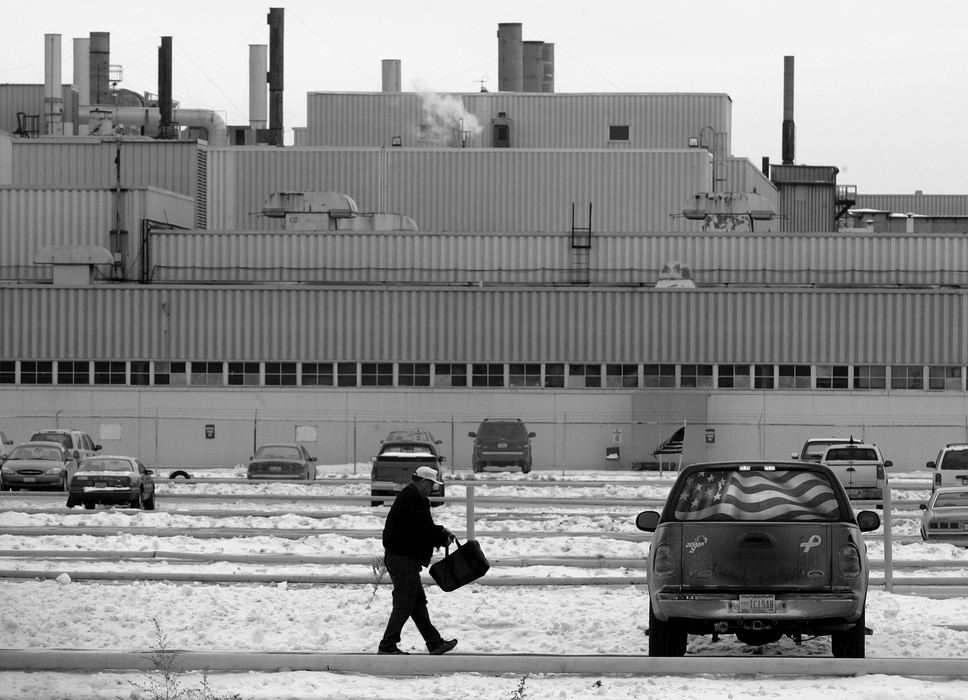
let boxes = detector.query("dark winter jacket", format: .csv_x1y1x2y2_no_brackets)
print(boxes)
382,482,450,567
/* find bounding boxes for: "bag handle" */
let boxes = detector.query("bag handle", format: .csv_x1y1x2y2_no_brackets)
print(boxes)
441,535,462,556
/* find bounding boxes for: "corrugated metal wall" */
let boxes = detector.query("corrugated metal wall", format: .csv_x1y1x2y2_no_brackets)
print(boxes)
8,137,204,222
304,92,733,150
3,285,967,365
0,187,194,282
144,230,968,287
206,147,713,233
856,193,968,216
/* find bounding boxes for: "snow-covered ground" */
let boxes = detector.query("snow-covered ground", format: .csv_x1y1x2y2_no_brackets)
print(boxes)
2,467,968,699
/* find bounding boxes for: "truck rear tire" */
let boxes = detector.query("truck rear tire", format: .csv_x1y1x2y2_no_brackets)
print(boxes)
648,606,687,657
831,612,866,658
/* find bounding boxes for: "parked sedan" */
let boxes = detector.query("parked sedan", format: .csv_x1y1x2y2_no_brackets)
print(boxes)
247,443,317,480
920,487,968,544
635,461,880,658
0,441,78,491
67,455,156,510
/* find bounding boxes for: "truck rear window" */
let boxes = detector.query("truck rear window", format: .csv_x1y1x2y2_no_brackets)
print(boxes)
824,447,878,461
673,468,842,522
378,444,436,459
940,450,968,471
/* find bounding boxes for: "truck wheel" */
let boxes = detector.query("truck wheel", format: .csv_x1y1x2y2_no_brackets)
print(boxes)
473,462,484,473
648,606,687,657
66,497,78,508
83,501,95,510
831,612,866,658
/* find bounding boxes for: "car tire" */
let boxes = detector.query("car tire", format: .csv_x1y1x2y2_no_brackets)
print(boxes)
143,493,156,511
0,482,9,492
648,606,687,657
831,611,866,658
473,462,484,473
131,491,144,509
66,497,77,508
83,500,95,510
521,462,532,474
168,470,191,480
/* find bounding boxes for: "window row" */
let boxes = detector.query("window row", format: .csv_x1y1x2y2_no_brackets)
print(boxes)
1,361,966,391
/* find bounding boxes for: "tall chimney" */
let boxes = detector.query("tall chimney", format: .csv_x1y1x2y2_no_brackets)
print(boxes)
73,37,90,108
44,34,64,135
249,44,268,128
540,42,555,93
381,59,401,92
522,41,543,92
89,32,110,106
497,23,523,92
158,36,173,139
781,55,795,165
267,7,284,147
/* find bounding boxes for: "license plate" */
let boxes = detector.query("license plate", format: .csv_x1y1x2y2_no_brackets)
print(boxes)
739,594,775,614
95,482,106,488
498,442,508,448
848,488,865,498
23,477,36,483
269,465,281,472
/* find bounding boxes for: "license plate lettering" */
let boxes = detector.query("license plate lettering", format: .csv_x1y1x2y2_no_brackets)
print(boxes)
23,477,36,482
498,442,508,448
95,482,106,488
269,465,281,472
739,594,775,614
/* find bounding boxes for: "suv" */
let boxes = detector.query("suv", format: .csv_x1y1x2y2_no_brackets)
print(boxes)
791,437,852,463
635,460,880,658
469,419,535,473
927,444,968,492
370,438,445,507
29,429,101,460
819,441,891,502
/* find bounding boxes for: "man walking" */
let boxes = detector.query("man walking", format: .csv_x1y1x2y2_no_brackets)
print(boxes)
378,466,458,655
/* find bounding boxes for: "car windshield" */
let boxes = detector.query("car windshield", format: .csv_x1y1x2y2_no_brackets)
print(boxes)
939,450,968,471
478,422,524,439
255,446,302,459
934,491,968,508
824,447,878,461
11,445,62,461
79,459,133,472
673,468,842,522
30,433,71,448
379,443,436,459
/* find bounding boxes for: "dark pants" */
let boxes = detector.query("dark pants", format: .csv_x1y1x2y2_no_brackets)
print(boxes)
379,552,443,651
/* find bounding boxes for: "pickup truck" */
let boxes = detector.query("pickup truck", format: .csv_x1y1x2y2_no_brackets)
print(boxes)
370,438,445,507
819,442,892,502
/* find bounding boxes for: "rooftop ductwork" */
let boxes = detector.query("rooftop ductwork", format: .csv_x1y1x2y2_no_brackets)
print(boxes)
81,105,228,146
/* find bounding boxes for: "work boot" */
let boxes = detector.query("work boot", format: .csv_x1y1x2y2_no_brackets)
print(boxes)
428,638,458,655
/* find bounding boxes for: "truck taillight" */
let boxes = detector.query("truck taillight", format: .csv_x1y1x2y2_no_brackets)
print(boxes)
935,472,942,489
652,542,678,577
838,543,861,578
876,465,884,481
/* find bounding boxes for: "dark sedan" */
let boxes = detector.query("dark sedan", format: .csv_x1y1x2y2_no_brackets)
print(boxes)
67,455,156,510
0,441,78,491
247,443,317,480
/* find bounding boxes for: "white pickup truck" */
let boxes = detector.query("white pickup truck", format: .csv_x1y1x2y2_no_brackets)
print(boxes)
819,442,892,502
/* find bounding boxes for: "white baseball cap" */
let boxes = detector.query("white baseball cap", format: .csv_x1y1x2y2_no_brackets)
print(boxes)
414,466,442,484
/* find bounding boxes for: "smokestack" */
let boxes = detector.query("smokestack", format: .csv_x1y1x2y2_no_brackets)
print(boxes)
44,34,64,135
73,38,90,109
249,44,268,128
522,41,543,92
158,36,173,139
267,7,284,147
90,32,110,106
381,59,401,92
781,55,795,165
497,23,523,92
540,42,555,93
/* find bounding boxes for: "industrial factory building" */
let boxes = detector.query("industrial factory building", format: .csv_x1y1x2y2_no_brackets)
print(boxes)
2,13,968,471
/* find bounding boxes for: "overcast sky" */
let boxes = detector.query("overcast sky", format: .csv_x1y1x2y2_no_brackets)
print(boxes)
5,0,966,194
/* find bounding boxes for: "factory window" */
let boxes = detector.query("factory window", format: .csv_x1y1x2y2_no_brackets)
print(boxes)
154,362,188,386
643,364,676,388
228,362,260,386
891,365,923,390
680,364,714,388
433,363,468,387
57,361,90,385
131,361,151,386
608,125,630,141
778,364,810,389
544,363,565,388
94,361,126,385
337,362,358,387
20,361,53,385
509,363,541,387
568,364,602,388
192,361,225,386
928,365,962,391
754,365,775,389
606,364,639,388
398,363,431,387
265,362,297,386
472,363,505,388
853,365,886,390
0,361,15,384
816,365,849,389
718,364,751,389
361,363,394,387
302,362,334,387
